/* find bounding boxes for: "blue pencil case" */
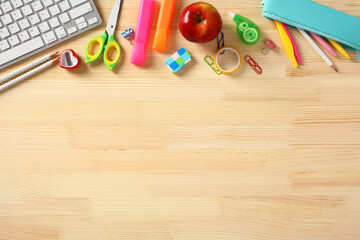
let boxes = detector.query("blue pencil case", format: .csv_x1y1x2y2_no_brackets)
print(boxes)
262,0,360,55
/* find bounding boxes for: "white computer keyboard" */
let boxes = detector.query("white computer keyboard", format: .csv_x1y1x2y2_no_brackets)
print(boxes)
0,0,102,70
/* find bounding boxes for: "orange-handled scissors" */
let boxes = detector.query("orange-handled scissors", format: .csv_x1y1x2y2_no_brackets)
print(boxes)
85,0,123,71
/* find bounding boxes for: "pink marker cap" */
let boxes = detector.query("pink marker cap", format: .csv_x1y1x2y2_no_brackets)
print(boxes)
131,0,155,66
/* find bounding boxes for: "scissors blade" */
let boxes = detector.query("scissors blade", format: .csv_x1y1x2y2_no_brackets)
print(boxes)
106,0,123,36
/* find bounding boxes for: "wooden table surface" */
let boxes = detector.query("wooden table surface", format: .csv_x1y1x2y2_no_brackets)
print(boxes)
1,0,360,239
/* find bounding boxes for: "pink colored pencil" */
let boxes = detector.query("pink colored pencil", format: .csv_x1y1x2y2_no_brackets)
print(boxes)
282,23,302,65
309,32,338,58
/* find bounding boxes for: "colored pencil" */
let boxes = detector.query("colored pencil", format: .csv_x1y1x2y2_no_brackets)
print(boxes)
0,58,59,93
282,22,302,65
309,32,337,58
327,38,351,59
0,52,58,84
274,20,298,67
297,28,338,72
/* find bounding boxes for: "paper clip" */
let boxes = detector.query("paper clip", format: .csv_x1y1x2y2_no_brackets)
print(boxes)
122,28,135,44
204,55,222,75
245,55,262,75
261,39,277,55
356,52,360,63
217,31,225,55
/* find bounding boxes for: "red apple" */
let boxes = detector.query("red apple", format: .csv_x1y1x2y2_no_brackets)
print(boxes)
179,2,222,43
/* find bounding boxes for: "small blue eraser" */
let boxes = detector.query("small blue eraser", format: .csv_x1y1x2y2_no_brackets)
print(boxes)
165,48,192,73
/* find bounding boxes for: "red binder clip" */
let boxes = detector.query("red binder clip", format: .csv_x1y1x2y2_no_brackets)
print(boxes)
261,39,277,55
245,55,262,75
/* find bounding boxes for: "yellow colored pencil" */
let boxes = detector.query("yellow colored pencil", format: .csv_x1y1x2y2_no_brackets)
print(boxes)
327,38,351,59
274,20,298,67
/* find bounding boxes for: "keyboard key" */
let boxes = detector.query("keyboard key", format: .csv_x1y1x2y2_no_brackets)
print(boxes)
12,0,23,8
59,0,70,11
39,9,50,20
49,17,59,28
0,21,2,28
1,1,13,13
1,13,12,25
55,26,66,38
69,2,92,19
18,30,30,42
49,4,60,16
88,17,98,25
24,0,34,3
77,21,87,30
28,26,40,37
28,14,40,25
69,0,85,7
0,27,10,38
0,37,44,66
22,5,33,16
18,18,30,30
38,21,49,32
8,22,20,34
0,39,10,51
42,30,56,44
42,0,53,7
31,0,43,11
8,35,20,46
10,9,23,21
58,12,70,23
75,16,84,24
66,26,76,34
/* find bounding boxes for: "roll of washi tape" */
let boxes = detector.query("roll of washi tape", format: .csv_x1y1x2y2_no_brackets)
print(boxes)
213,47,242,74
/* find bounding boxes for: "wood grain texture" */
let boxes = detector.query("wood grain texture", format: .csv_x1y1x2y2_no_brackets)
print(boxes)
1,0,360,239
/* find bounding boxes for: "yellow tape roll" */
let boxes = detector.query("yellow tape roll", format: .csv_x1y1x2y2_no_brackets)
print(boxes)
214,47,242,74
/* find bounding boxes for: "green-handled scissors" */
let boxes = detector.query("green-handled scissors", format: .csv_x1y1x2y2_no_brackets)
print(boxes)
85,0,123,71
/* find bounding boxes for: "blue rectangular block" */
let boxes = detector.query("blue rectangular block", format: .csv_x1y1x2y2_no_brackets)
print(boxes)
165,48,192,73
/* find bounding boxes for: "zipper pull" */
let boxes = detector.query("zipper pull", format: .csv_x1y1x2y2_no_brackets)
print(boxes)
356,51,360,63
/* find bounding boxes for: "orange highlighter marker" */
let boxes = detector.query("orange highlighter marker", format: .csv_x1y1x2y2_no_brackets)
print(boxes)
153,0,176,52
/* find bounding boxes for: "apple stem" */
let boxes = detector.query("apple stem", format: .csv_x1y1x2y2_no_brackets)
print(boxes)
196,12,203,24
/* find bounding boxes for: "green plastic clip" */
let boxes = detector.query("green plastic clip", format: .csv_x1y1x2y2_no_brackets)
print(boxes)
204,55,222,75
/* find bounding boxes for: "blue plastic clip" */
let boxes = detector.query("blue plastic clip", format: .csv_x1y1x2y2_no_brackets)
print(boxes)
122,28,134,44
217,31,225,55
